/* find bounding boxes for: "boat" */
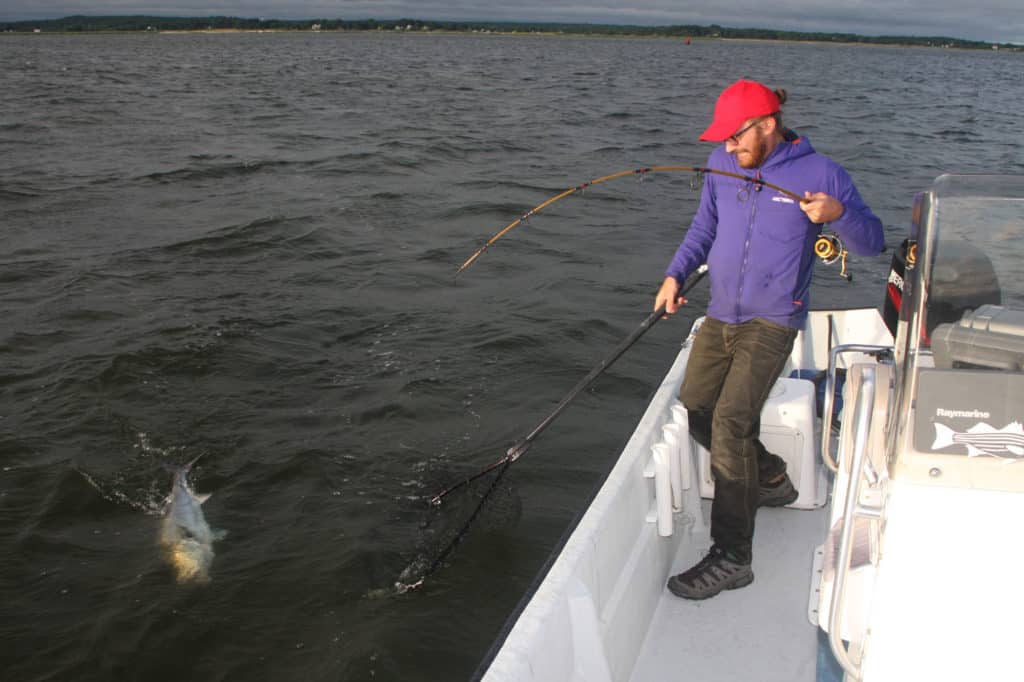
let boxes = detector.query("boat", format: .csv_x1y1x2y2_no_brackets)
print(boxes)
474,174,1024,681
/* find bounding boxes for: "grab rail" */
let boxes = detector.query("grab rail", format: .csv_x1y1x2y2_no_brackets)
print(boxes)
821,344,892,472
827,366,883,681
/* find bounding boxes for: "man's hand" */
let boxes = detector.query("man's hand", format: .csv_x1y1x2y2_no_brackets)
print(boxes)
655,276,685,316
800,191,845,224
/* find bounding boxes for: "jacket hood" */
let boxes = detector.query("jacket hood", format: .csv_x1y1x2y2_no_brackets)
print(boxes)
758,130,815,171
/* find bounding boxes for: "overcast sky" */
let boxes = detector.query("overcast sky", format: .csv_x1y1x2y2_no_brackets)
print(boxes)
4,1,1022,44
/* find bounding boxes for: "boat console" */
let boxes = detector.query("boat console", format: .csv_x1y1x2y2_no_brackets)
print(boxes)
821,174,1024,681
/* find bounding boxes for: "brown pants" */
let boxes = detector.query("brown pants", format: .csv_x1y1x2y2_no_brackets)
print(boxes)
680,316,797,563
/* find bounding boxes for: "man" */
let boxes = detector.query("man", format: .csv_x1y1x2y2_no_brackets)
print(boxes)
655,79,884,600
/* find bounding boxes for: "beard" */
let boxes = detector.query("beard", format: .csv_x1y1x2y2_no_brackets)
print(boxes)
733,140,768,169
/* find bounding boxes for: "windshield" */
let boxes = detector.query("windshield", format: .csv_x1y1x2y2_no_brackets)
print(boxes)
922,174,1024,337
894,175,1024,487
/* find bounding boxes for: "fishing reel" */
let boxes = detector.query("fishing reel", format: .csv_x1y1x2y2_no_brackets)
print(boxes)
814,233,852,282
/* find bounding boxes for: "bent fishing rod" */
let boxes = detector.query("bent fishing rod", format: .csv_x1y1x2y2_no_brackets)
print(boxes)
456,165,805,276
429,264,709,508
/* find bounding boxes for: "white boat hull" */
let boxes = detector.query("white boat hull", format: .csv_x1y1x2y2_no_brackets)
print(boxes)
480,308,891,682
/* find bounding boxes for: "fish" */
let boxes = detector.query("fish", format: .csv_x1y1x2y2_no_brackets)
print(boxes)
932,421,1024,460
159,457,225,583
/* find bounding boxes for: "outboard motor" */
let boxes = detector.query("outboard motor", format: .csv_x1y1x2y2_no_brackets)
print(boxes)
883,238,915,338
884,188,1002,344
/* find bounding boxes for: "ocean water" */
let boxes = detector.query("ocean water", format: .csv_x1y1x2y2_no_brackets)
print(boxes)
1,32,1021,681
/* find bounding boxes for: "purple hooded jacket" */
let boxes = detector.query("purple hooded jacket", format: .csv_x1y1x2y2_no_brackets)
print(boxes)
665,133,885,328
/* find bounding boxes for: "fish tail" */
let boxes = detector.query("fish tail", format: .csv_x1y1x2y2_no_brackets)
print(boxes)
163,453,204,477
183,453,205,471
932,423,956,450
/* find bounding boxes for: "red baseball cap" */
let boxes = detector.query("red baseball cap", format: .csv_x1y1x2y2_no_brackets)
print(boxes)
699,79,781,142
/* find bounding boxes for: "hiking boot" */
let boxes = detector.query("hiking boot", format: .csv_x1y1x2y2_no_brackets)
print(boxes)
759,472,798,508
667,545,753,600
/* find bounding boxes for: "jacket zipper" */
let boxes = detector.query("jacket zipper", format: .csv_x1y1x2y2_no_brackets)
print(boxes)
735,173,760,320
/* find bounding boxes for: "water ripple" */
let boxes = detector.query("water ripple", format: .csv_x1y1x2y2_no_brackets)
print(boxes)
1,32,1022,682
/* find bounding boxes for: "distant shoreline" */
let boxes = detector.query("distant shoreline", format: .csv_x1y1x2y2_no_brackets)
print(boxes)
4,30,1020,53
1,16,1018,50
4,30,978,49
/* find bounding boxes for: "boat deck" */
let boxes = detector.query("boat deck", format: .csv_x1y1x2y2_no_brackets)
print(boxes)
478,311,893,682
630,501,829,682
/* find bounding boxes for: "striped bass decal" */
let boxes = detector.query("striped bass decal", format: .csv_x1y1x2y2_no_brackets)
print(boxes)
932,421,1024,459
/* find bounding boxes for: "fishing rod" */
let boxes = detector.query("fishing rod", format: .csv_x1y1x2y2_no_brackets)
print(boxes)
456,166,804,276
400,266,709,591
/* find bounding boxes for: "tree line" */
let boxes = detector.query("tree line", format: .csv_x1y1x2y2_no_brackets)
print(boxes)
1,15,1015,51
